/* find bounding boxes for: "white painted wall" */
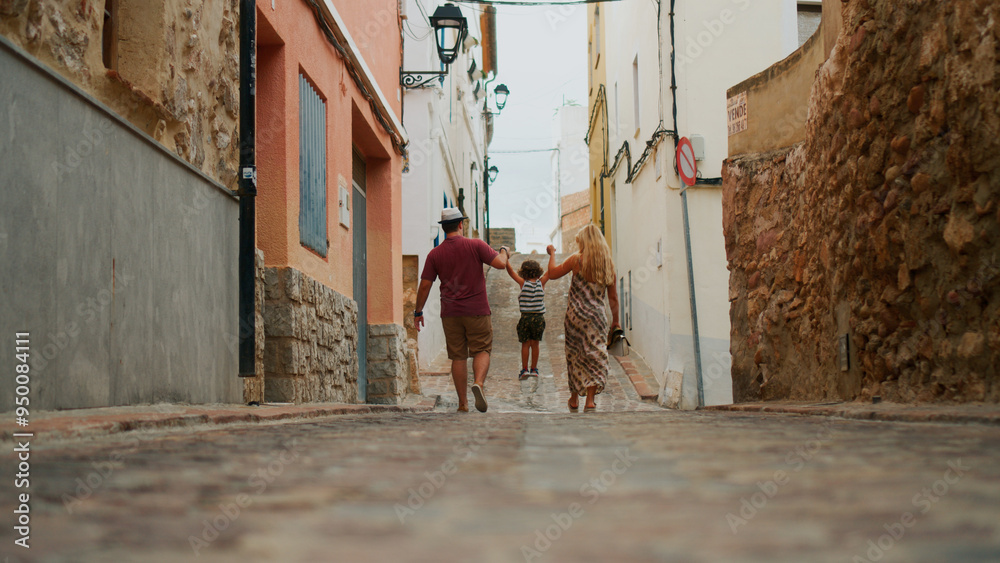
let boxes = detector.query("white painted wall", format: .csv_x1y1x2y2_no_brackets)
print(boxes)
599,0,796,406
402,0,487,367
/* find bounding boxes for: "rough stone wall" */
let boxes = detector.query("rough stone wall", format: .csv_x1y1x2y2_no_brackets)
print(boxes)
243,248,265,404
723,0,1000,404
367,323,410,405
401,255,421,394
0,0,240,186
263,267,358,403
489,228,516,252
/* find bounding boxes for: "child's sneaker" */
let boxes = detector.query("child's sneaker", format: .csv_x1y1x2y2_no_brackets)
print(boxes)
529,368,539,377
518,369,529,380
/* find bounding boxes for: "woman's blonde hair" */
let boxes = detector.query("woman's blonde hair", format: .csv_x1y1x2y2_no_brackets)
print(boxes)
575,224,616,286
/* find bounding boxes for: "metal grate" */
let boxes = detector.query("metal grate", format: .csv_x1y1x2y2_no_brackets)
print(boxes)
299,74,327,256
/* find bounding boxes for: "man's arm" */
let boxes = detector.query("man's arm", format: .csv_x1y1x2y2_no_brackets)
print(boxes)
414,279,433,331
489,246,510,270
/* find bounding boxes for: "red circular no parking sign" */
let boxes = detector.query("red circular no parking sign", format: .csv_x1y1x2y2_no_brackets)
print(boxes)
676,137,697,187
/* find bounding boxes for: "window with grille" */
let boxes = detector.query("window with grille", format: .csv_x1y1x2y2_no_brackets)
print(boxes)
299,74,327,256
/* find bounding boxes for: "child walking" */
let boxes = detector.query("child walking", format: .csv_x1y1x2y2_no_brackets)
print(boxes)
506,258,549,380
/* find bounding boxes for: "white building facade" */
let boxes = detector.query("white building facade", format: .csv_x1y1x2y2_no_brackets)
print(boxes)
590,0,803,408
401,0,491,368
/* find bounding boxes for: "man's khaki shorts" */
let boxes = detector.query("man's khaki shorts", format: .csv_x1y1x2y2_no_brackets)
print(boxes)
442,315,493,360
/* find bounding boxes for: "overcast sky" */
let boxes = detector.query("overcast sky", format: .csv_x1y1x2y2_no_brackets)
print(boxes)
479,2,587,252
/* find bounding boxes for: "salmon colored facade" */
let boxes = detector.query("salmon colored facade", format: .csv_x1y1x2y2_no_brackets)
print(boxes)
254,0,409,404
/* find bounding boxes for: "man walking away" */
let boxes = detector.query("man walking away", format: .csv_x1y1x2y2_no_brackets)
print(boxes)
414,208,510,412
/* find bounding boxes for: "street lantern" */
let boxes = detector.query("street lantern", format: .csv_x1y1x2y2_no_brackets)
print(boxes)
401,3,469,89
494,84,509,111
488,165,499,183
429,3,468,65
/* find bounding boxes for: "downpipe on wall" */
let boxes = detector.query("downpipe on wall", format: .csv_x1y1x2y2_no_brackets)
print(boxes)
669,0,704,407
238,0,257,377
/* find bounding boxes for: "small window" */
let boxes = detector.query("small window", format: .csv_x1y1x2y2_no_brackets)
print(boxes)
632,55,640,135
797,2,822,47
299,74,327,256
614,81,620,138
593,7,600,63
102,0,117,70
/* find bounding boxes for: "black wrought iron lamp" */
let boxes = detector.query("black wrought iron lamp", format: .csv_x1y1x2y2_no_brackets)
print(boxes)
487,165,499,182
401,3,468,89
494,84,509,112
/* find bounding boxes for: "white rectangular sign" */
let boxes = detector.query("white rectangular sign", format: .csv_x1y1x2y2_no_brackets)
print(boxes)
727,92,748,136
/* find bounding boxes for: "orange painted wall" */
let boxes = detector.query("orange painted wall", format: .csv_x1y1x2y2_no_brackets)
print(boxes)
336,0,403,119
255,0,403,326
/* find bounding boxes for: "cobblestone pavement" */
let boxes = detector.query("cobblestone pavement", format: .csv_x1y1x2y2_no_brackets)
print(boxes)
5,256,998,562
3,410,999,562
419,254,662,414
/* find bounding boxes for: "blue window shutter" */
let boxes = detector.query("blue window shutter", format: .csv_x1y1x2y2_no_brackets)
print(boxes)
299,74,327,256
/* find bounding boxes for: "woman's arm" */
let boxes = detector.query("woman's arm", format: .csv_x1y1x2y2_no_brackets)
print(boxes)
546,245,578,280
505,260,524,287
607,277,621,329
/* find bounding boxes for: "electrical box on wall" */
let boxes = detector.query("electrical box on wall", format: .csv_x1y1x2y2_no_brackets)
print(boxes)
338,177,350,229
690,134,706,161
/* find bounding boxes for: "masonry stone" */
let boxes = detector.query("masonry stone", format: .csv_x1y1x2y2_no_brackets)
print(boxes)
263,266,359,404
365,323,409,405
723,0,1000,404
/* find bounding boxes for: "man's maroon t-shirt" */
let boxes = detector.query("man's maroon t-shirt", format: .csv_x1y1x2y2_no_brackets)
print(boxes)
421,235,499,317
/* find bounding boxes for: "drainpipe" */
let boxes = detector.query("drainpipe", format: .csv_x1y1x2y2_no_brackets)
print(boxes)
237,0,257,377
669,0,704,406
680,186,704,407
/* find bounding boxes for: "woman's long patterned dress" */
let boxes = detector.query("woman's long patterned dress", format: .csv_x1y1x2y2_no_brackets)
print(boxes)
564,271,608,395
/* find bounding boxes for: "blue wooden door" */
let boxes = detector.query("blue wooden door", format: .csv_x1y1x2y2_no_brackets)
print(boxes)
352,149,367,402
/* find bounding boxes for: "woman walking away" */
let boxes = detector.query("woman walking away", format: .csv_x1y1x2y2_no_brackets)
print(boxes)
505,258,549,380
546,224,620,411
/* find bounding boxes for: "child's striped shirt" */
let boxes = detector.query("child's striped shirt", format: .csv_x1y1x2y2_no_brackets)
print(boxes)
518,280,545,313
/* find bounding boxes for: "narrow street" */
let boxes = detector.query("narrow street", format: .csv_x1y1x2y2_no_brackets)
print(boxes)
5,256,999,562
419,253,662,414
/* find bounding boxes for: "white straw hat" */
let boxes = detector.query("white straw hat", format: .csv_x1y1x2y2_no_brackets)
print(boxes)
439,207,468,224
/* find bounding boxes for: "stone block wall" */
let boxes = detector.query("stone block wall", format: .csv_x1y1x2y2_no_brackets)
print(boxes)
263,267,358,403
367,323,410,404
489,228,516,252
243,249,266,404
723,0,1000,404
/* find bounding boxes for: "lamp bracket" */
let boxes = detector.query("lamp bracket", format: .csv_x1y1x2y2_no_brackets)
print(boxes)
400,70,449,89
